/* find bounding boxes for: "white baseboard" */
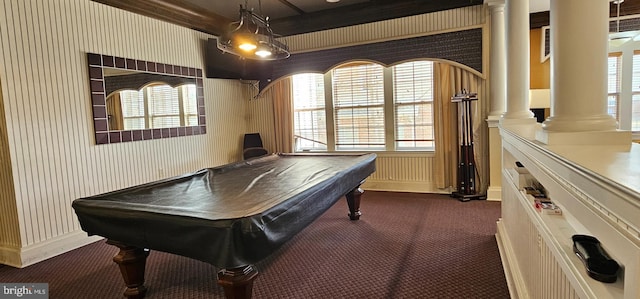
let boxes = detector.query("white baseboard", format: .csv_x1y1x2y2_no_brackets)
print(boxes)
362,180,445,194
496,219,528,299
486,185,502,201
0,245,21,267
0,231,102,268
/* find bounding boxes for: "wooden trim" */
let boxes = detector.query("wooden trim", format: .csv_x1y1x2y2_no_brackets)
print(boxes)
91,0,231,36
91,0,483,37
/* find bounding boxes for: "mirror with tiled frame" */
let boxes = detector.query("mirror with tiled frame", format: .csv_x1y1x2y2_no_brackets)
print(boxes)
87,53,206,145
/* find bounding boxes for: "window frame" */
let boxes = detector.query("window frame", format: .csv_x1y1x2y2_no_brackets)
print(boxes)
291,60,437,153
631,50,640,132
119,83,197,131
392,61,435,151
332,62,386,151
608,52,622,122
292,73,328,151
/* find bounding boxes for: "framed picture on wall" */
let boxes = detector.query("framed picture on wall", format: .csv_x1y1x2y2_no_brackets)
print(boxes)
541,26,550,63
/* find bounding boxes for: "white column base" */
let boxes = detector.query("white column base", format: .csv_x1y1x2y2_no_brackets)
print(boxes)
487,115,502,126
541,115,618,132
486,186,502,201
487,121,502,201
499,117,539,139
535,128,632,146
502,110,535,120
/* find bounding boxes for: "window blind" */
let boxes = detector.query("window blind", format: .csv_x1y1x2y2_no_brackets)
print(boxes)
293,73,327,151
607,53,622,122
181,84,198,126
118,84,197,130
393,61,435,149
332,63,385,150
120,90,146,130
632,51,640,131
148,84,180,128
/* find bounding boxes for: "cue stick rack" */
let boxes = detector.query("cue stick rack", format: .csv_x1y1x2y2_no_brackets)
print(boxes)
451,90,485,202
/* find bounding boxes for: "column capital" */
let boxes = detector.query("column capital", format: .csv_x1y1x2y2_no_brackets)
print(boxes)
485,0,505,7
486,116,501,127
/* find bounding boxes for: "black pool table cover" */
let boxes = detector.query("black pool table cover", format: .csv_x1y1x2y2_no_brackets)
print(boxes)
72,153,376,269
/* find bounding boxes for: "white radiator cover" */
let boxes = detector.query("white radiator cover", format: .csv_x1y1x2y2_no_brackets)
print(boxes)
362,153,440,193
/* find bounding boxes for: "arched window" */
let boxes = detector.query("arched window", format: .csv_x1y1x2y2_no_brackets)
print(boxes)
292,73,327,151
291,60,435,152
116,83,197,130
393,60,435,150
333,62,385,150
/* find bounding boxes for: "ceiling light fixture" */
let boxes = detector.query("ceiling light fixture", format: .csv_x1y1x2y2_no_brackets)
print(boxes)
217,0,290,60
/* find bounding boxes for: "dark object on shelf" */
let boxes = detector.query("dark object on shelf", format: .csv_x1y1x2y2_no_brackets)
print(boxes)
450,90,485,202
243,133,269,160
572,234,620,283
515,161,524,168
531,108,546,123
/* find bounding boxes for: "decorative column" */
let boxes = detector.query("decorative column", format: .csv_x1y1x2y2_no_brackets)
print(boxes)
537,0,630,145
486,0,506,201
487,0,506,119
502,0,534,121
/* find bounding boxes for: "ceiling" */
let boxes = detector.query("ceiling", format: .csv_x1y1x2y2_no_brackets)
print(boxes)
93,0,640,37
182,0,555,20
92,0,484,36
187,0,372,20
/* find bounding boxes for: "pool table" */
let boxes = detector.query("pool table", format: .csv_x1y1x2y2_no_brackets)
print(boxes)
72,153,376,299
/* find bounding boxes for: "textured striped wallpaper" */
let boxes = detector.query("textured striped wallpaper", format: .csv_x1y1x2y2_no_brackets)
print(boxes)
251,5,488,195
370,155,435,182
0,0,247,254
247,85,277,152
285,5,486,53
1,0,489,266
247,5,487,197
363,154,438,193
0,78,21,252
246,89,438,193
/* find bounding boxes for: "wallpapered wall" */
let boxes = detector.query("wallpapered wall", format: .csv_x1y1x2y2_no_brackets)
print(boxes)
247,5,489,194
530,28,551,89
0,0,490,267
0,0,249,267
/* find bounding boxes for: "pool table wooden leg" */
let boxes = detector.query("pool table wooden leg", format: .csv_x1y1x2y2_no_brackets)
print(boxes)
106,240,150,299
217,265,259,299
346,185,364,220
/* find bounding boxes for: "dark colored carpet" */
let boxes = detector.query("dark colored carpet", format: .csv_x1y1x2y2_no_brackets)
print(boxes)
0,191,509,299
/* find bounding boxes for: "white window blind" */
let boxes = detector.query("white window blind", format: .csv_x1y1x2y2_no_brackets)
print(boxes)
118,83,196,130
632,51,640,131
332,63,385,150
181,84,198,126
148,84,180,128
393,61,435,150
292,73,327,151
120,90,146,130
607,53,621,122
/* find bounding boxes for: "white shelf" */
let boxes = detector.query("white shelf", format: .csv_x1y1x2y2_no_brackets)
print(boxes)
506,176,625,299
499,127,639,299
